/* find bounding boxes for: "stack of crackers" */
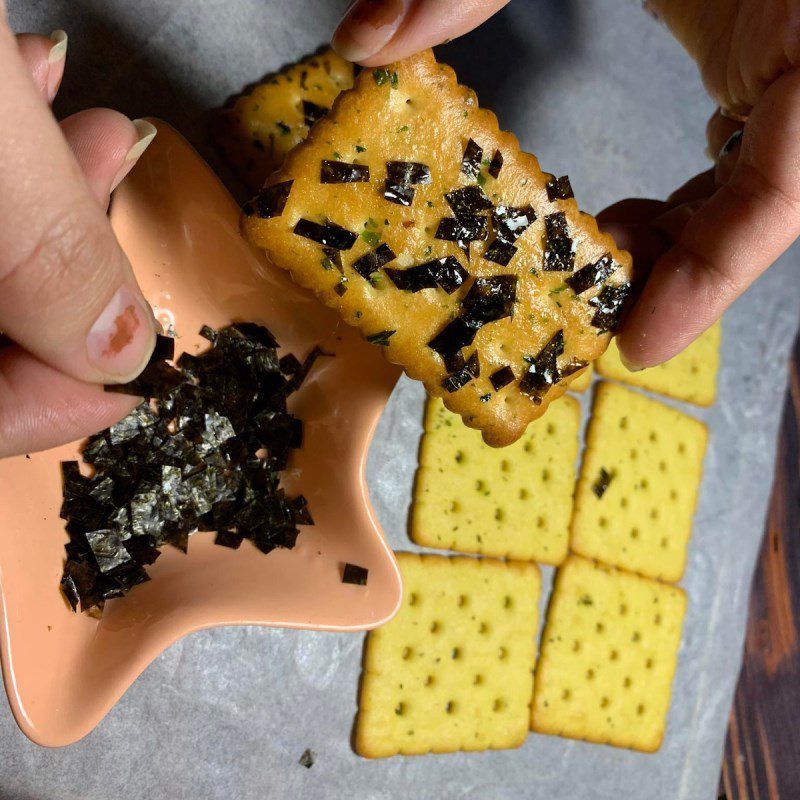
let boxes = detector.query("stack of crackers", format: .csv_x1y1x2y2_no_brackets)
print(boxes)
216,48,718,760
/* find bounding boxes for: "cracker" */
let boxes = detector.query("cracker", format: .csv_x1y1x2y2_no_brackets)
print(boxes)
411,396,580,564
596,321,720,406
567,362,592,393
570,383,707,582
531,556,686,752
214,49,354,191
242,50,632,447
356,552,541,758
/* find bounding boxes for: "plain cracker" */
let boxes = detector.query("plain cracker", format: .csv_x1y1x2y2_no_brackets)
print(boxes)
570,382,707,582
214,49,354,191
412,397,580,564
243,50,632,446
356,552,541,758
531,556,686,752
596,321,720,406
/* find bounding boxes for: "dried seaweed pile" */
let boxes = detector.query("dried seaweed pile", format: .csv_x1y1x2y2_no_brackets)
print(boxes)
60,323,321,614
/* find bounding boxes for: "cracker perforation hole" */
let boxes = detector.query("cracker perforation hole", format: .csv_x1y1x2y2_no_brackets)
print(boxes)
498,646,508,660
402,647,413,660
492,698,506,713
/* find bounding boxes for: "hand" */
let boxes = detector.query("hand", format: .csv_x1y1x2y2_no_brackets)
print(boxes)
332,0,800,368
0,16,158,457
601,0,800,367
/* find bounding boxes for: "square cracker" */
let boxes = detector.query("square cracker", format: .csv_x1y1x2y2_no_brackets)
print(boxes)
570,383,707,582
243,49,632,447
531,556,686,752
356,552,541,758
596,321,720,406
214,49,354,192
412,396,580,564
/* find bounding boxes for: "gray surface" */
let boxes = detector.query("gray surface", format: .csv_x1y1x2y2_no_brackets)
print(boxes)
3,1,799,798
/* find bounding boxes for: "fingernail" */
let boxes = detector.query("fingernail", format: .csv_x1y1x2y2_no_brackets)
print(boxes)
719,129,743,159
47,30,68,101
111,119,157,191
86,285,156,380
332,0,412,63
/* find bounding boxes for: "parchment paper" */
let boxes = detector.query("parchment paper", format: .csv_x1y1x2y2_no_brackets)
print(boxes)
3,1,800,799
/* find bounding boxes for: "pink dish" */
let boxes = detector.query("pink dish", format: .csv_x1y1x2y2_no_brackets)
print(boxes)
0,120,403,747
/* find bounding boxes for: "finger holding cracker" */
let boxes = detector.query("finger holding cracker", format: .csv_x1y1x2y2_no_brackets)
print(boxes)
242,50,632,446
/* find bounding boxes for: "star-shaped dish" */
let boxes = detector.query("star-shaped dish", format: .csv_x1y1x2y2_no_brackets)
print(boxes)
0,121,403,747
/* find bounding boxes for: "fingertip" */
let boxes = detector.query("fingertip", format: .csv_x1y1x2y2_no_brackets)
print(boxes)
15,31,66,102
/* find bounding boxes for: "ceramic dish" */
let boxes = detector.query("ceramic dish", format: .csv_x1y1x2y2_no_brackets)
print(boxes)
0,120,403,747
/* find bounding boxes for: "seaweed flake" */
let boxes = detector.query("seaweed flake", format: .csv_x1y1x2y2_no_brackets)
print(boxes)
519,329,564,403
435,215,488,254
352,243,397,279
302,100,328,127
342,563,369,585
294,218,358,250
461,138,483,178
442,351,480,393
461,275,517,326
590,283,631,331
543,212,575,272
366,330,396,346
546,175,574,201
445,186,494,216
320,160,370,184
384,256,467,294
487,150,504,179
592,467,614,498
242,180,293,219
489,365,515,391
566,253,618,295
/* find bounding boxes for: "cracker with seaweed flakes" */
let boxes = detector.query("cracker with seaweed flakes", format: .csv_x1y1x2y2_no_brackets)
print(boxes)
531,556,686,753
356,552,540,758
214,49,354,192
412,397,579,564
242,50,632,446
596,320,720,406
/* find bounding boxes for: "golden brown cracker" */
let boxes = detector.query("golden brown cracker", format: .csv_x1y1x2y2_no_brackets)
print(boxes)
242,50,632,446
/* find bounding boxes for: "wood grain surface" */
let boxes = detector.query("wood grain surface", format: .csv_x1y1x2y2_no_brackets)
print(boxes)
720,339,800,799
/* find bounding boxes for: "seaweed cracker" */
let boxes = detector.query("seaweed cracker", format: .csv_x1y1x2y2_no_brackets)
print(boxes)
412,398,579,564
570,383,708,582
356,552,540,758
59,325,320,615
531,556,686,753
596,320,720,406
214,49,354,191
242,50,633,447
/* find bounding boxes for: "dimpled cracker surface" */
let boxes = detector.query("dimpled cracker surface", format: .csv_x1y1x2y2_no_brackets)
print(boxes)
215,49,354,191
355,553,541,758
596,321,720,406
531,556,686,752
411,397,580,564
570,383,707,582
243,49,632,446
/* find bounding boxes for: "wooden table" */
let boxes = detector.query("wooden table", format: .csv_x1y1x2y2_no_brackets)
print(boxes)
720,339,800,799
